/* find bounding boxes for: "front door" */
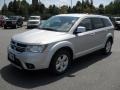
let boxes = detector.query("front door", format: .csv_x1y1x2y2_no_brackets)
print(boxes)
73,18,96,57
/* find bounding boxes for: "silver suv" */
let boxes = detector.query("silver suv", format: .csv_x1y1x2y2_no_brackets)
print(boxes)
8,14,114,75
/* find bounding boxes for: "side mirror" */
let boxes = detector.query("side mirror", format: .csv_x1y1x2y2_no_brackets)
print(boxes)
75,26,86,34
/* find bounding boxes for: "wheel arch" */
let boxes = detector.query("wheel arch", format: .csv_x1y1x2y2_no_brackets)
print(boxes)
47,41,75,68
106,33,114,44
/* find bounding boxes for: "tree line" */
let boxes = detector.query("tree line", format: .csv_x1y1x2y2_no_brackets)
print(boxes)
0,0,120,19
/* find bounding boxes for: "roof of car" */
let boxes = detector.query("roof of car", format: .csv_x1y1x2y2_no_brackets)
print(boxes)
30,16,40,17
114,17,120,19
57,14,108,18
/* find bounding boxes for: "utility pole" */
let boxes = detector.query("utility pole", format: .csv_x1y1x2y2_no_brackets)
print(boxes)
38,0,40,5
4,0,5,5
71,0,72,8
4,0,6,15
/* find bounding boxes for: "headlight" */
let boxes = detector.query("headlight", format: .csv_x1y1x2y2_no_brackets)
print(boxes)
26,45,47,53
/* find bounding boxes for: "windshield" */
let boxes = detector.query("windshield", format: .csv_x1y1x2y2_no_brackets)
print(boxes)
8,16,18,20
38,16,79,32
29,16,40,20
116,18,120,21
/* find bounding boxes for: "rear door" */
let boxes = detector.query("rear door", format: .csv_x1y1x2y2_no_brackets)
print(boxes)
91,17,107,49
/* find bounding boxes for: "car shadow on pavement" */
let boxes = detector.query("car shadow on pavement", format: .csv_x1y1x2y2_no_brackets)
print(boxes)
0,51,111,89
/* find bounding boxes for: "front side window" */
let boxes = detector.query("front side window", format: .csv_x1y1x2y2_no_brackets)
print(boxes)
39,16,79,32
29,17,40,20
92,18,104,29
8,16,18,20
79,18,92,31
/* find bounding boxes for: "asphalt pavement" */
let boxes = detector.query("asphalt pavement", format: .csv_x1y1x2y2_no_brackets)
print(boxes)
0,26,120,90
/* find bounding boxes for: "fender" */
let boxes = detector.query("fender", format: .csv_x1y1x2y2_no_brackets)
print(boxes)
46,41,75,68
104,32,114,46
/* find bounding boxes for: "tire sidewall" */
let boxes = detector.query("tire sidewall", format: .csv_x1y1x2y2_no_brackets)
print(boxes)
50,49,71,75
104,40,112,54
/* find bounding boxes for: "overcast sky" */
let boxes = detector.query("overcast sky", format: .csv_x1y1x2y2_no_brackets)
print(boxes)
0,0,114,10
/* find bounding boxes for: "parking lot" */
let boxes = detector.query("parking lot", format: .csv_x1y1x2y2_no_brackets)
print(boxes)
0,26,120,90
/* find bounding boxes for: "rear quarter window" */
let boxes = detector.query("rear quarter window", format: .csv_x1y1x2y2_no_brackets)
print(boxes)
102,18,112,27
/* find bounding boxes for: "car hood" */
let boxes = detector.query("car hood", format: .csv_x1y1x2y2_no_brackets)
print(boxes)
12,29,73,45
116,21,120,24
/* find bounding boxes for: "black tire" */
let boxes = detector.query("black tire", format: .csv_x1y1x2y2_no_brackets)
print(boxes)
15,24,17,29
20,24,23,27
4,26,7,29
27,26,30,29
49,49,72,75
102,39,112,55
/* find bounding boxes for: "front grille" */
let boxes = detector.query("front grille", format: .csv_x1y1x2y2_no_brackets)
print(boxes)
29,22,38,24
8,55,23,68
11,40,27,52
6,21,12,25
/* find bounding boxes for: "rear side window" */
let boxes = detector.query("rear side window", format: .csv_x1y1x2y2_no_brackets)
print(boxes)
102,18,112,27
92,18,104,29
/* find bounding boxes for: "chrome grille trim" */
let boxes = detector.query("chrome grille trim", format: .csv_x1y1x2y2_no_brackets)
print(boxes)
11,40,27,52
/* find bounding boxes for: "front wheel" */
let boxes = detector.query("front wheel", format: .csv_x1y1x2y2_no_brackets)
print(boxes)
49,49,71,75
102,40,112,55
4,26,7,29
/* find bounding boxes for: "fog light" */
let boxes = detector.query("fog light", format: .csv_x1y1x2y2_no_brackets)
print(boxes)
25,63,35,69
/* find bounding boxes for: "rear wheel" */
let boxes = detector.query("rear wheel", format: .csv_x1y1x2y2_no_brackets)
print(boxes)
49,49,72,75
20,24,23,27
102,39,112,55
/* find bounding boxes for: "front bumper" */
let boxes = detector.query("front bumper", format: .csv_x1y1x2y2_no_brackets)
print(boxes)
8,46,50,70
4,23,16,27
27,23,40,28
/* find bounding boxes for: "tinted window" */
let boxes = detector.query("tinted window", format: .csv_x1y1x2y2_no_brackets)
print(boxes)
79,18,92,31
102,18,112,27
29,17,40,20
8,16,18,20
92,18,104,29
116,18,120,21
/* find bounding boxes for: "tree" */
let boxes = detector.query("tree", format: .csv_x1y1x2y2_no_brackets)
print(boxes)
48,5,59,16
38,3,45,14
105,1,120,15
98,4,105,14
74,1,82,13
19,0,29,17
1,4,8,15
67,6,72,13
8,1,13,12
105,2,114,14
12,0,20,15
60,5,68,14
1,0,119,19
